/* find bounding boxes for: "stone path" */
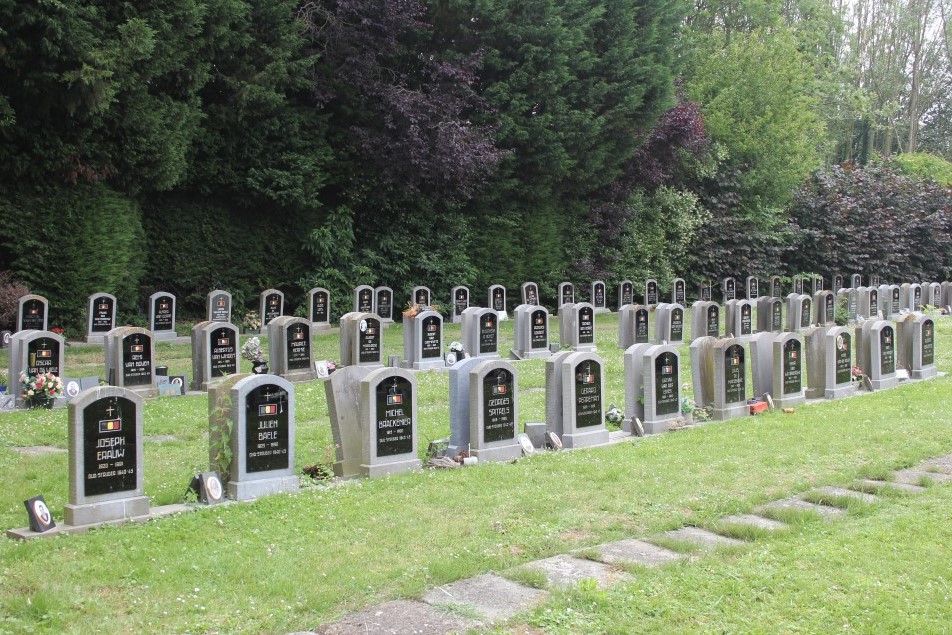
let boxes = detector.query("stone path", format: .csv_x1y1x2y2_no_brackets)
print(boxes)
305,451,952,635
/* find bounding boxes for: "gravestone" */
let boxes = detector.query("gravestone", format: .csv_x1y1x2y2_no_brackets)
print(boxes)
672,278,686,306
209,374,299,500
833,274,844,292
461,307,500,359
812,275,823,295
645,279,659,306
354,285,375,314
590,280,609,313
770,276,782,299
618,304,649,349
521,282,539,306
488,284,508,320
805,326,856,399
403,310,445,370
17,294,48,332
726,299,754,340
191,321,239,392
259,289,284,327
944,281,952,308
323,366,376,477
514,305,551,358
308,287,332,330
894,312,917,371
562,303,596,352
617,280,634,310
866,321,898,390
840,288,858,322
65,386,148,525
267,316,314,382
625,344,681,435
375,286,394,324
876,284,892,319
889,285,901,314
559,282,575,308
924,282,942,308
148,292,177,340
712,339,748,420
899,283,915,312
786,294,809,331
857,287,878,319
340,313,384,368
549,352,609,449
793,276,804,295
86,293,117,344
109,328,157,398
748,332,775,399
851,273,862,289
756,297,783,333
206,290,232,323
698,281,713,302
722,277,736,302
799,295,813,330
910,315,936,380
772,333,805,407
451,286,470,323
412,286,432,307
691,301,720,341
450,360,521,462
746,277,759,300
359,368,422,477
870,274,881,287
654,303,684,344
814,291,834,325
622,343,651,432
13,330,66,408
689,336,716,408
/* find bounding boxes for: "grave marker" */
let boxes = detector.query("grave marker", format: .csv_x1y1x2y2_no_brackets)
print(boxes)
617,280,634,310
722,277,736,302
559,282,575,308
360,368,422,477
191,321,239,392
354,285,375,314
690,301,720,341
206,290,232,323
514,305,551,358
109,328,156,398
489,284,509,320
712,339,748,420
259,289,284,327
555,352,609,448
521,282,539,306
461,307,500,359
403,310,444,370
672,278,686,306
467,361,521,461
911,315,936,380
805,326,856,399
746,277,759,300
375,286,394,324
13,330,66,408
17,294,48,332
451,286,470,323
267,317,314,382
770,276,782,299
645,279,659,306
148,292,177,340
412,286,432,307
86,293,117,343
590,280,608,313
308,287,332,329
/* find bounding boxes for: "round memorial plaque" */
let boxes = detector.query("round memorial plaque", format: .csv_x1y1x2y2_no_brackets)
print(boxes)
518,434,535,455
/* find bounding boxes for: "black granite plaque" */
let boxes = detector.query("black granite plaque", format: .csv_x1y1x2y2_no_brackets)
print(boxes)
27,337,60,377
210,327,238,377
675,280,685,305
312,290,330,323
782,339,801,394
670,308,684,341
561,284,574,306
707,306,719,337
454,289,469,315
869,289,878,310
870,275,880,287
415,288,430,306
376,289,392,320
800,299,811,327
211,294,230,322
772,301,782,331
357,289,373,313
492,288,505,312
83,396,137,496
922,320,935,365
655,353,679,416
700,284,711,302
646,281,658,305
20,299,45,331
740,304,752,335
748,279,758,300
524,284,538,305
621,283,633,306
530,310,548,348
593,283,605,308
879,326,895,374
578,307,594,344
914,287,922,310
635,309,649,343
375,376,413,456
244,384,289,472
724,344,745,403
91,296,115,333
483,369,515,442
479,313,497,354
794,278,803,295
286,323,311,370
264,293,282,324
825,295,834,322
891,289,900,313
724,278,736,301
358,317,382,363
122,334,152,386
835,332,851,384
834,275,843,291
421,316,441,358
152,296,174,331
574,361,601,428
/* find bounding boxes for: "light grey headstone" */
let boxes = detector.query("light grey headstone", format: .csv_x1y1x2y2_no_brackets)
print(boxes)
850,273,862,288
711,338,749,420
521,282,539,306
558,352,609,449
567,302,596,352
192,321,239,392
323,366,376,478
354,285,375,314
308,287,332,329
206,290,232,324
672,277,687,306
450,286,470,323
559,282,576,309
17,294,48,332
806,326,855,399
910,315,936,380
108,327,157,398
65,386,148,525
722,277,736,302
645,279,659,306
259,288,284,327
813,291,835,325
617,280,634,310
403,310,444,370
411,285,432,307
756,297,782,333
488,284,508,320
374,286,394,323
590,280,608,313
359,367,422,477
267,316,314,382
748,332,775,400
745,276,759,300
515,305,551,358
86,293,117,343
640,345,681,435
544,350,575,437
866,320,898,390
726,299,754,340
623,343,652,430
461,307,500,359
770,276,782,299
13,330,66,409
467,359,521,461
148,292,177,340
772,332,805,408
447,357,486,456
895,313,917,370
692,301,720,342
689,336,716,408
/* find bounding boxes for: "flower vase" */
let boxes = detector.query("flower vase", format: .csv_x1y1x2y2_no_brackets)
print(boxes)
252,362,269,375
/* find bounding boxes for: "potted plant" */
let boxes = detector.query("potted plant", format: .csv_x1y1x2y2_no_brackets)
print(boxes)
20,371,63,409
241,337,268,374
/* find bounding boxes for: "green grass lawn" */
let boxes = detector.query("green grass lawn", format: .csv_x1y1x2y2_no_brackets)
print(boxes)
1,312,951,633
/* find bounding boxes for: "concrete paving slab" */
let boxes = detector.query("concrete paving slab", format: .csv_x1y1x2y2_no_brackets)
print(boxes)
662,526,746,549
595,539,685,567
917,455,952,475
754,497,846,519
893,468,952,485
520,554,630,589
717,514,788,531
13,445,66,456
422,573,548,623
856,479,925,494
316,600,472,635
810,486,879,504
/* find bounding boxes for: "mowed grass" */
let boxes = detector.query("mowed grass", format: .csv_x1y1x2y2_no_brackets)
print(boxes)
0,311,950,633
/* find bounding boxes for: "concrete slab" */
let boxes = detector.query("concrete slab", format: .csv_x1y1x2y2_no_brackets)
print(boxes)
754,497,845,519
13,445,66,456
717,514,788,531
520,554,629,589
316,600,472,635
810,486,879,504
663,526,746,549
422,573,547,623
893,468,952,485
917,455,952,475
7,504,192,540
595,539,685,567
856,479,925,494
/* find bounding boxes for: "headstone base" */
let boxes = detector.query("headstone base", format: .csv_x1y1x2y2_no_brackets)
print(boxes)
85,335,106,344
154,330,177,341
824,385,857,399
711,404,748,421
227,475,300,501
471,442,522,462
278,370,315,383
911,367,937,380
407,360,446,371
496,311,509,321
8,503,191,540
642,417,676,435
361,458,422,478
571,344,597,353
773,393,805,409
869,376,898,391
594,308,611,314
517,348,552,359
561,429,610,449
64,496,150,526
525,422,548,448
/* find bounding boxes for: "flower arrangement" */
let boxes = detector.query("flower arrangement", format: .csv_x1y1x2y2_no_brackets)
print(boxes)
402,302,443,318
242,310,261,332
51,326,65,338
448,341,464,354
20,371,63,409
851,365,864,381
241,337,266,363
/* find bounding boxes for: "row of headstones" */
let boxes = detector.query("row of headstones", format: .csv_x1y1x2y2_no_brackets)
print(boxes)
25,309,937,533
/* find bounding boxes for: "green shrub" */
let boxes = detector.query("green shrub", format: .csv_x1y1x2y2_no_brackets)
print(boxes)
894,153,952,187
